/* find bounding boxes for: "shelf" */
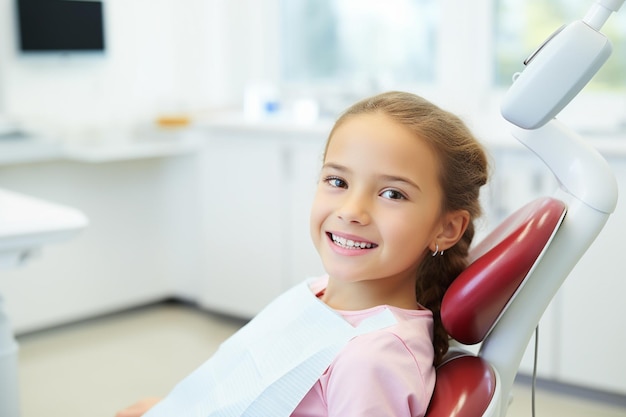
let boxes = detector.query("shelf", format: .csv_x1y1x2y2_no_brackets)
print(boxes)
0,135,63,166
62,131,203,163
0,129,204,165
199,114,334,137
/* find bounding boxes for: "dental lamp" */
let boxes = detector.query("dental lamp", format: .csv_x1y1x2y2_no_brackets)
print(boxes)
492,0,623,414
493,0,622,414
427,1,623,416
501,0,623,130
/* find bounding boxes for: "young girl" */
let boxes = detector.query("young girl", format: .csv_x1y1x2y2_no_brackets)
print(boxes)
116,91,488,417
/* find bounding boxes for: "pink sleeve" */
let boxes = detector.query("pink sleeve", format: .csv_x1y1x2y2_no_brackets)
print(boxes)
322,331,434,417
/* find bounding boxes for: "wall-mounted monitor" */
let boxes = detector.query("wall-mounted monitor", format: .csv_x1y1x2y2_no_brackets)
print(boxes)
16,0,105,52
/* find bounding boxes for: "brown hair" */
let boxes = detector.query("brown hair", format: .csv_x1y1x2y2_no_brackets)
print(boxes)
325,91,489,366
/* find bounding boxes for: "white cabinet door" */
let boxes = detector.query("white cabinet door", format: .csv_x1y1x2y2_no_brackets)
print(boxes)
197,131,328,318
557,157,626,395
0,157,192,333
197,135,285,318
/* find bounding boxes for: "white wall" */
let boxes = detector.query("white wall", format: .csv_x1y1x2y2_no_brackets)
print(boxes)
0,0,280,136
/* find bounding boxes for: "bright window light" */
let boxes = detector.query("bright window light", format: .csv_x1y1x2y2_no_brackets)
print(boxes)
494,0,626,91
280,0,437,88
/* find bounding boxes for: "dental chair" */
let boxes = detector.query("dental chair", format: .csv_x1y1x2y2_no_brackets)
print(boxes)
426,197,567,417
425,1,623,416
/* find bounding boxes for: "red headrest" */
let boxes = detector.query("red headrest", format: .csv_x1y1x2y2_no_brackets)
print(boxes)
441,197,567,345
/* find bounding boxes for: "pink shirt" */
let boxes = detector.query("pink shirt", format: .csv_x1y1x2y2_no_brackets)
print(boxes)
291,277,436,417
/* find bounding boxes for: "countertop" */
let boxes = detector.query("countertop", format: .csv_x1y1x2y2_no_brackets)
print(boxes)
1,115,625,166
0,128,204,166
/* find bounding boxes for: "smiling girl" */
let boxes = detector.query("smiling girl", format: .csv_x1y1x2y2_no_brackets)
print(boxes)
116,92,488,417
296,91,489,416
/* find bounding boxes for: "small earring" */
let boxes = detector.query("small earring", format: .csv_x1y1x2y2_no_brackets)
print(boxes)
432,243,444,257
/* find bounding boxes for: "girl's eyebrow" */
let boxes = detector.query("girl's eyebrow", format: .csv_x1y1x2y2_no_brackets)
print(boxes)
322,163,421,192
380,174,422,192
321,162,348,172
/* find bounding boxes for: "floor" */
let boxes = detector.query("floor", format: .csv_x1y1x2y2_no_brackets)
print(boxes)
15,301,626,417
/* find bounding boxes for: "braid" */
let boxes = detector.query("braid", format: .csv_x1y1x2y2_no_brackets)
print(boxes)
416,222,475,366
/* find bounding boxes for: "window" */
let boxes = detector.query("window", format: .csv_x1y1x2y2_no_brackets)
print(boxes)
278,0,625,129
494,0,626,91
280,0,438,88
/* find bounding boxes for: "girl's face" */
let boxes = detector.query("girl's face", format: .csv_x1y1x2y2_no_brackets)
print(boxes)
310,113,446,293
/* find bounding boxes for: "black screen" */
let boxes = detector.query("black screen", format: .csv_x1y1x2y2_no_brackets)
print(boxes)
16,0,105,52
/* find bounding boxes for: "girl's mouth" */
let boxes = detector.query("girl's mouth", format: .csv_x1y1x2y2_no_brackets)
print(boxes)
327,233,378,250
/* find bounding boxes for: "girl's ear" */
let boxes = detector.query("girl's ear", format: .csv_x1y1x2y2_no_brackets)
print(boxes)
435,210,470,251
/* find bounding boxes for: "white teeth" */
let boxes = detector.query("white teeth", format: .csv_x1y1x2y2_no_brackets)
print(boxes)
331,234,374,249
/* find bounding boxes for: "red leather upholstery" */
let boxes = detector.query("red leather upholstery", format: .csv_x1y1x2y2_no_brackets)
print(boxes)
441,197,567,345
425,355,496,417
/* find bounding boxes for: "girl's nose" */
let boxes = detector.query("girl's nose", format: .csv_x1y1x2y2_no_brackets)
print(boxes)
337,192,371,225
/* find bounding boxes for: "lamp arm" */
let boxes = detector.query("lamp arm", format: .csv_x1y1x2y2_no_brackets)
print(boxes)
511,120,618,214
584,0,625,30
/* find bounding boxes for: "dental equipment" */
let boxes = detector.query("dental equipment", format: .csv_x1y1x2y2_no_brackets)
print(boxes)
426,1,623,416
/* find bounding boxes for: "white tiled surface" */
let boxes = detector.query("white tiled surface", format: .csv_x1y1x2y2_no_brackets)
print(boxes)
16,302,626,417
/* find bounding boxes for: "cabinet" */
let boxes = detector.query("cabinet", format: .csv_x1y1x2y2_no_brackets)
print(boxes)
0,155,203,333
196,127,326,318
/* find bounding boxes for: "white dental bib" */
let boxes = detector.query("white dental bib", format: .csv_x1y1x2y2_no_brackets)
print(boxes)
145,278,397,417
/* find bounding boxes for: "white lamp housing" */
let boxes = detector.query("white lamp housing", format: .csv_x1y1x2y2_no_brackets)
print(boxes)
501,20,612,130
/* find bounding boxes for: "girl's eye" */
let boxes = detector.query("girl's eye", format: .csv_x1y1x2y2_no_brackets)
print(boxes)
380,189,407,200
324,176,347,188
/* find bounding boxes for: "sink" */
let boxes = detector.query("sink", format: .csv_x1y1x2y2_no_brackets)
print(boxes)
0,189,88,269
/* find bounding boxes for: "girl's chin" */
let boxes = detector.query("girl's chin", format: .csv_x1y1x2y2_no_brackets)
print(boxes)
324,269,370,284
